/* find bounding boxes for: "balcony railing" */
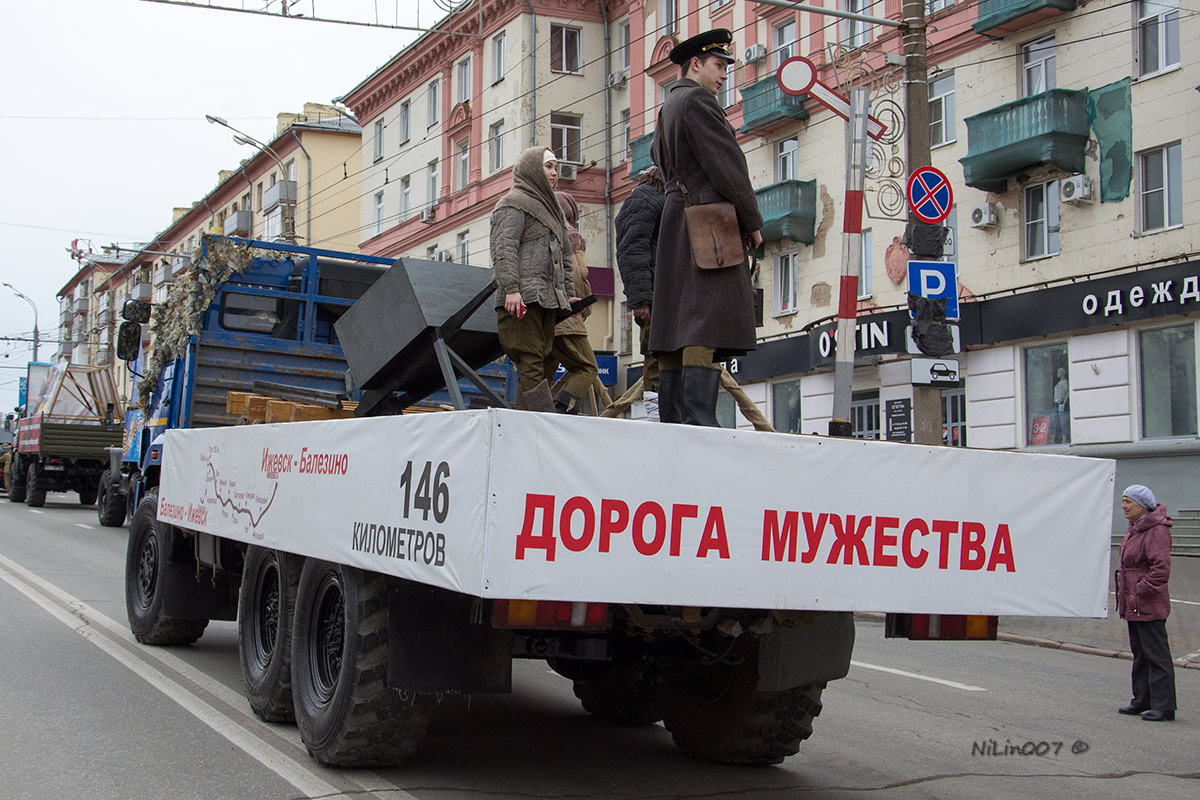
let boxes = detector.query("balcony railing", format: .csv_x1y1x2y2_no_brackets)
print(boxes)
959,89,1090,193
755,179,818,245
131,282,152,302
628,132,655,179
263,180,297,210
223,209,252,237
740,76,809,134
74,296,90,313
973,0,1075,36
170,254,192,276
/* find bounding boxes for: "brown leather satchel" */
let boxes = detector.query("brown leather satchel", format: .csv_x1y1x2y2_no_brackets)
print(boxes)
683,201,743,270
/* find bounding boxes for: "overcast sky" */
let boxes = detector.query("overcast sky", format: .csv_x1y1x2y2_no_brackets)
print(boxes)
0,0,450,414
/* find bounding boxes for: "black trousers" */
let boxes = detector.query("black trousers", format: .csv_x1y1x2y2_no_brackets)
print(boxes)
1128,619,1177,711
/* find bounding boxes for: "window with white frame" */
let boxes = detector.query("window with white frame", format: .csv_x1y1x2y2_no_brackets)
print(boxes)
619,301,632,354
1141,323,1197,438
492,32,506,83
620,109,631,159
373,118,384,161
926,0,952,13
1024,180,1060,259
286,160,295,181
551,113,582,163
1022,36,1056,96
489,120,505,171
427,245,438,260
619,21,631,70
842,0,871,49
851,391,880,439
428,79,440,126
775,252,799,314
550,25,582,73
400,176,411,221
859,229,873,298
457,231,471,265
456,56,471,104
658,0,678,35
264,206,282,240
455,140,470,191
658,79,676,107
773,18,797,68
399,101,410,143
373,191,384,235
718,62,737,108
1140,142,1182,232
1137,0,1180,77
929,73,955,147
428,159,440,206
777,137,799,181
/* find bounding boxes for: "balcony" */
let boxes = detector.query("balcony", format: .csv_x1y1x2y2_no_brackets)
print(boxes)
60,325,72,344
628,132,655,179
131,282,152,302
170,253,192,276
72,344,90,364
973,0,1075,36
74,296,89,314
154,264,172,285
97,308,113,326
755,180,818,245
60,308,73,325
96,345,113,366
959,89,1089,194
739,76,809,135
263,180,297,210
223,209,252,237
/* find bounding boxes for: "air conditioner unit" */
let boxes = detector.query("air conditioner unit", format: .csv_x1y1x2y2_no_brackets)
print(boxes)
418,209,435,223
557,163,578,181
969,202,999,229
744,43,768,64
1060,174,1094,204
606,71,627,89
437,249,454,262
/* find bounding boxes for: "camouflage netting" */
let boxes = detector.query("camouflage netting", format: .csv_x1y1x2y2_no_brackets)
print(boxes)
136,235,271,419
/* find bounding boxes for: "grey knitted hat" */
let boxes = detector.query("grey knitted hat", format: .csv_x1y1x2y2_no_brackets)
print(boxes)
1122,484,1156,511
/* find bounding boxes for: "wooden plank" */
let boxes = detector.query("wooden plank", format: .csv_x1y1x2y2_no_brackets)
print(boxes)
245,395,272,421
266,400,295,423
226,391,255,416
291,405,357,422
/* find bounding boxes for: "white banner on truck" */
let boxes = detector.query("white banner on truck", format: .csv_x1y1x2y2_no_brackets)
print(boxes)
159,409,1114,617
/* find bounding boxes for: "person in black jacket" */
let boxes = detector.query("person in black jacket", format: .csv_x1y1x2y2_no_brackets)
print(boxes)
615,166,665,417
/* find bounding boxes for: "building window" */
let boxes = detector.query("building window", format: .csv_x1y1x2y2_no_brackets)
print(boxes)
264,207,283,240
455,140,470,191
658,78,677,107
457,231,471,265
256,182,263,211
1024,343,1070,445
842,0,871,49
929,73,955,148
777,137,798,181
850,391,880,439
1022,36,1056,96
373,191,384,236
620,109,631,160
428,159,440,206
373,118,384,161
551,113,582,164
428,79,440,126
1137,0,1180,77
456,56,471,104
240,193,251,214
858,229,873,298
427,245,438,260
718,62,737,108
926,0,953,13
490,120,505,171
942,387,967,446
658,0,678,35
775,252,799,315
492,32,506,83
399,101,410,143
716,391,737,429
550,25,582,73
772,379,802,434
619,21,631,70
1140,142,1182,233
1024,180,1060,259
1141,324,1197,438
400,176,411,221
286,159,295,181
712,0,733,9
773,18,797,68
619,301,632,354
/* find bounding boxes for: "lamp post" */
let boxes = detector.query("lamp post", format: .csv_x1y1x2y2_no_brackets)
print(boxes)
3,282,39,361
204,115,296,242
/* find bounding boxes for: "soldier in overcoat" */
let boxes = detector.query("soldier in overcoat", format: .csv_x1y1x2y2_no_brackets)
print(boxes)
649,29,763,426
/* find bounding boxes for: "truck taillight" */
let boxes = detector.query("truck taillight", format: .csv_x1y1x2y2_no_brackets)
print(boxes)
885,613,997,641
491,600,609,631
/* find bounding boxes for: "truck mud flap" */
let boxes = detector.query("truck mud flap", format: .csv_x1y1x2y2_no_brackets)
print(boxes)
756,611,855,691
158,560,239,621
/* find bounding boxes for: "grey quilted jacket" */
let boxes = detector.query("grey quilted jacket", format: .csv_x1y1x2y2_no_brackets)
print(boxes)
490,207,573,311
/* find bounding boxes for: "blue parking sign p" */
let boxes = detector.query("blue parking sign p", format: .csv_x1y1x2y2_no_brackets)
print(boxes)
908,260,959,320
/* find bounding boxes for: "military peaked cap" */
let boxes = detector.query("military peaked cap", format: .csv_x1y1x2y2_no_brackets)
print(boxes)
668,29,736,66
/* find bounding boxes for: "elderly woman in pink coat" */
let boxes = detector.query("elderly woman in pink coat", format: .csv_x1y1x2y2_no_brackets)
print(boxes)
1115,484,1177,721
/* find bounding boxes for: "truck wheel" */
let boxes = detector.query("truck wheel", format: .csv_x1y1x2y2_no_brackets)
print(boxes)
79,484,98,506
25,463,46,508
8,460,26,503
125,491,209,645
573,664,663,725
239,547,300,723
97,470,127,526
659,636,824,766
292,560,433,766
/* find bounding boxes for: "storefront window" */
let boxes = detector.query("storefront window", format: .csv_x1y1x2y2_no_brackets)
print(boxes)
942,387,967,446
772,379,802,433
851,391,880,439
717,390,737,429
1024,343,1070,445
1140,324,1196,438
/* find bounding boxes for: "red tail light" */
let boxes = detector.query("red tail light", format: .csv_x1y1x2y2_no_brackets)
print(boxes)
885,613,997,640
491,599,609,631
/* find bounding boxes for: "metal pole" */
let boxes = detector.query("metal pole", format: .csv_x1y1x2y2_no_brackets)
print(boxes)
751,0,905,28
3,283,39,362
829,86,869,437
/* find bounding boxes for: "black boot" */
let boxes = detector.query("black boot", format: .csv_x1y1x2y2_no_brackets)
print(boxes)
554,390,582,414
657,369,683,423
681,366,721,427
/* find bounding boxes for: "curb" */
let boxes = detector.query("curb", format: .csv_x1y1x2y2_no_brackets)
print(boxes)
853,612,1200,670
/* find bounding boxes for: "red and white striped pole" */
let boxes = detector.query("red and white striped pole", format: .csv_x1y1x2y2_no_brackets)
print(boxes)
829,86,870,438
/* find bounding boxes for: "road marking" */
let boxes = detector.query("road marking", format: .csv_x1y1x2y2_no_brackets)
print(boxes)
851,660,986,692
74,523,94,530
28,509,43,514
0,551,414,800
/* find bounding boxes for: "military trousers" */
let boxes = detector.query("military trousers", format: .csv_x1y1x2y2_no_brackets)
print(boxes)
544,334,599,398
497,305,557,394
637,318,660,391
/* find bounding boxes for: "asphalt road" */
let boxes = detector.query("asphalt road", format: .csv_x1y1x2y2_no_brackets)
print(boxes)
0,495,1196,800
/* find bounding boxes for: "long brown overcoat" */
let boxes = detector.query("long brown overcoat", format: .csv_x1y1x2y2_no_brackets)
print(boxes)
649,78,763,359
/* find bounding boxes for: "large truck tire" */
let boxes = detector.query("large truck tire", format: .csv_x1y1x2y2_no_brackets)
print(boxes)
239,546,300,723
292,560,433,767
659,636,824,766
25,463,46,508
572,664,662,725
96,470,127,526
125,491,209,645
8,460,26,503
78,480,99,506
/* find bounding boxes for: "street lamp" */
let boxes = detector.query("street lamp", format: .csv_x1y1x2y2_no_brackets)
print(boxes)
3,282,39,362
205,115,296,242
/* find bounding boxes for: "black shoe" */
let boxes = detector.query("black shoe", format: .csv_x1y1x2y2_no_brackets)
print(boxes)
553,390,582,415
657,370,683,424
1141,709,1175,722
1119,704,1150,715
680,366,721,427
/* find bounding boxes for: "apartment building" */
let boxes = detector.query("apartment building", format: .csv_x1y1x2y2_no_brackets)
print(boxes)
53,250,129,371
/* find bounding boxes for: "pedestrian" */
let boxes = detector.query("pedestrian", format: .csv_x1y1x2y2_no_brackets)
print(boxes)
1115,484,1177,721
489,146,578,407
615,165,666,421
542,190,599,414
649,28,762,426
